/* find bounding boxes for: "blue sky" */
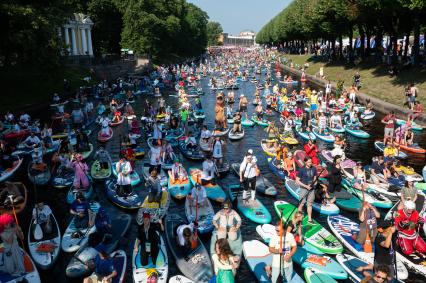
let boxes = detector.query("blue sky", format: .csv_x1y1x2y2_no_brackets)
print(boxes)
188,0,291,34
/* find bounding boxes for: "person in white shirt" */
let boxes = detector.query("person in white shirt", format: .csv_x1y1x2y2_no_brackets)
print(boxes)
24,132,42,149
116,155,133,197
213,201,242,240
239,150,259,202
202,155,216,185
152,122,163,140
268,221,297,283
329,113,342,129
32,202,52,234
98,115,111,136
189,182,207,208
176,222,196,253
211,238,240,280
149,140,162,173
168,161,187,183
211,137,224,166
200,125,212,142
19,112,31,124
317,111,327,134
185,131,197,149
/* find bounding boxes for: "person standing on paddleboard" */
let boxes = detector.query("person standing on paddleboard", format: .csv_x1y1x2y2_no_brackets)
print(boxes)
296,157,317,223
239,149,259,203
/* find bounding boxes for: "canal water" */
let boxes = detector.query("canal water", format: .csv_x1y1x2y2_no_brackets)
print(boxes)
14,63,426,283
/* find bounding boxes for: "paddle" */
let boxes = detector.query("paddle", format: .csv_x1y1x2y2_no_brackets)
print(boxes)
191,175,200,250
32,178,43,241
8,195,26,251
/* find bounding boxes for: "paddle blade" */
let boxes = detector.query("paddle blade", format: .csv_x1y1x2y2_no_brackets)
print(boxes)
34,223,43,240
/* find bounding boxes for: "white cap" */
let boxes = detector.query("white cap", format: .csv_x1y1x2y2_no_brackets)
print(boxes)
240,94,244,97
404,200,415,210
247,149,253,155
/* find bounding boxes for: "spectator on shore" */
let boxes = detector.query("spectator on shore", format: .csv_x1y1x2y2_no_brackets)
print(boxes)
353,72,361,90
409,83,418,109
411,101,424,121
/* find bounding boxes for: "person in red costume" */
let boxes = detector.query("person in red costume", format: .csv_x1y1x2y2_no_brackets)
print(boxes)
394,200,426,256
304,139,319,165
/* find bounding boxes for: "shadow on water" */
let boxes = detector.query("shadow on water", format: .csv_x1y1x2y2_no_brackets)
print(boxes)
12,62,426,283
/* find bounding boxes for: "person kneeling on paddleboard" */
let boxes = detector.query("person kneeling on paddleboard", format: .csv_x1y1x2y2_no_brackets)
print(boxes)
135,212,164,266
84,246,117,283
176,222,197,255
212,200,241,241
146,169,163,204
394,200,426,256
70,193,94,230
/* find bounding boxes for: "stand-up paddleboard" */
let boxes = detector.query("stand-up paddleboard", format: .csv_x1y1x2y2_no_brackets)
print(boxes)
188,168,226,202
227,184,272,224
165,214,213,282
112,162,141,186
132,233,168,283
231,163,277,196
304,267,338,283
105,180,142,210
275,201,342,254
184,196,214,234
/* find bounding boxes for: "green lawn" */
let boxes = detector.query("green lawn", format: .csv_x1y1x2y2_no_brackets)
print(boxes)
280,54,426,107
0,65,97,112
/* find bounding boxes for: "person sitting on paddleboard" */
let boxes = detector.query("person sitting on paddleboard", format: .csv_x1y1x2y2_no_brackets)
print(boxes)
176,222,197,254
146,169,163,204
287,211,304,246
169,160,187,183
83,245,117,283
239,150,259,203
0,213,25,276
70,193,94,229
184,131,197,150
314,183,336,205
32,202,53,235
213,200,241,241
352,161,368,191
212,238,240,282
135,212,164,267
398,180,417,210
24,131,41,149
200,125,212,145
304,139,319,165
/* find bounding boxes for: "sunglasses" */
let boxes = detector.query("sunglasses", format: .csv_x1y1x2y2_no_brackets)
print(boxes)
375,275,387,281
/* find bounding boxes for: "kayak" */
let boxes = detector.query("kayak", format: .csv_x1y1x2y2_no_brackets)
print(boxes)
344,125,370,138
231,163,277,196
27,161,51,186
241,118,255,127
188,168,226,202
132,233,168,283
260,139,277,156
327,214,409,279
184,196,214,234
28,211,61,270
228,129,245,141
165,214,213,282
396,118,423,131
168,172,191,200
227,184,272,224
138,189,170,223
242,240,304,283
142,163,168,187
374,141,408,159
255,224,324,254
209,230,243,269
0,249,41,283
97,127,113,142
112,162,141,186
66,214,131,278
61,202,100,253
178,139,205,161
105,180,142,210
295,125,316,140
341,178,393,209
51,166,74,189
335,254,370,283
304,267,338,283
90,160,112,180
4,129,29,140
0,158,23,183
285,179,340,215
312,127,335,143
267,157,287,180
251,116,269,127
274,201,343,254
66,182,94,204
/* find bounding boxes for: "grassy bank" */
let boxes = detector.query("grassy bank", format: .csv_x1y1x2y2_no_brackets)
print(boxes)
0,65,96,112
280,54,426,107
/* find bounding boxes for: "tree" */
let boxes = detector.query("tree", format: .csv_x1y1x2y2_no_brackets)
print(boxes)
87,0,123,56
206,21,223,46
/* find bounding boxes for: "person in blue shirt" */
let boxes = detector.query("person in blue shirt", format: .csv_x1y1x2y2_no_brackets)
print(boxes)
296,157,317,223
84,246,117,283
70,193,93,229
95,207,111,234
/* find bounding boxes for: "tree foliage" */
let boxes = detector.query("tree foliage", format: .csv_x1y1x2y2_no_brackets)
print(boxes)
120,0,209,64
206,21,223,46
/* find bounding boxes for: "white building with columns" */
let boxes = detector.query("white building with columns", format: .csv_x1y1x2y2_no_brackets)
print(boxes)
62,13,94,56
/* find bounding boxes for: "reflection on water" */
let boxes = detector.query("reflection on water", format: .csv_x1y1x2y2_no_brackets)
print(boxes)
15,64,426,283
